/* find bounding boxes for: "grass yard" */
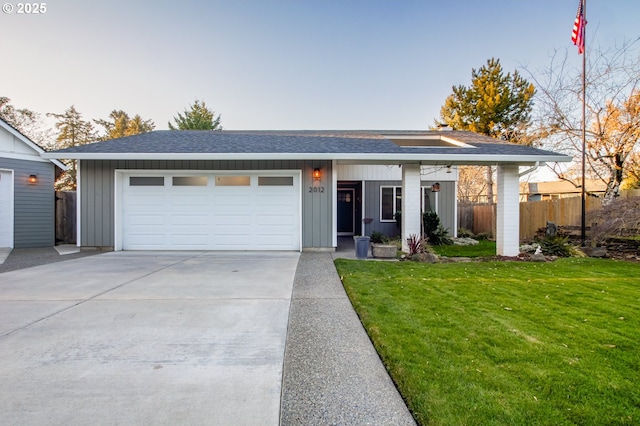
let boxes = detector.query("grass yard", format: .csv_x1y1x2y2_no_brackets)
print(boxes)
431,240,497,258
335,258,640,425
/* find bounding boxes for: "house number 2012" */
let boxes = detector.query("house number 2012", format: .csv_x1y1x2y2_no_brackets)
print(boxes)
308,186,325,193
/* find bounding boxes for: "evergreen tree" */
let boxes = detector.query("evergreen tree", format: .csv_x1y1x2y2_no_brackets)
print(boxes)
438,58,535,141
168,99,222,130
438,58,535,203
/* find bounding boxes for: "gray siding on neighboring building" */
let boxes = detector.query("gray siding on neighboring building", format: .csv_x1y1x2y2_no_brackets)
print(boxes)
362,180,456,239
79,159,333,249
0,157,55,248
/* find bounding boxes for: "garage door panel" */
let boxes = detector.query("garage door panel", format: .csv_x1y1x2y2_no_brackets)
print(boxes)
255,235,295,248
127,194,166,207
213,225,252,236
256,193,294,205
126,233,167,248
170,234,208,246
122,172,300,250
169,193,208,205
215,197,251,207
213,214,251,226
170,214,208,226
128,214,165,226
257,214,295,226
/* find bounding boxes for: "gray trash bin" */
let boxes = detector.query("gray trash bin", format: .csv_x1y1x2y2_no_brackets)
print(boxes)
353,236,370,260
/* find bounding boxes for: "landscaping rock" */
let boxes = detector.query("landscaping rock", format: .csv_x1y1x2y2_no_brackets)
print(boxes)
583,246,608,258
452,237,479,246
411,252,439,263
530,253,548,262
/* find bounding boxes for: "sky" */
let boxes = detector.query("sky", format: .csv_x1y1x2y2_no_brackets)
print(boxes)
2,0,639,132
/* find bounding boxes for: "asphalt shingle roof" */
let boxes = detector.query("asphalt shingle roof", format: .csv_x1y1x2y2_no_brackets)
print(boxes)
47,130,571,163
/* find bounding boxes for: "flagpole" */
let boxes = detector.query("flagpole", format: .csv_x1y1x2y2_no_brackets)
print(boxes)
580,0,587,246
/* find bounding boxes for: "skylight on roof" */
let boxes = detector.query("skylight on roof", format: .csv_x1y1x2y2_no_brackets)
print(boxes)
387,135,475,148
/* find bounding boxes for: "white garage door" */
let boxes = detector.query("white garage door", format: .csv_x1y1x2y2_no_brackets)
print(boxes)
0,170,13,248
120,172,300,250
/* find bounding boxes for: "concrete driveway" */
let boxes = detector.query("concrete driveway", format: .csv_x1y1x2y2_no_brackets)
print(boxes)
0,251,300,426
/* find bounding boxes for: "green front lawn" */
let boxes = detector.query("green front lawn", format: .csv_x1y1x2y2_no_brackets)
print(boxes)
335,258,640,425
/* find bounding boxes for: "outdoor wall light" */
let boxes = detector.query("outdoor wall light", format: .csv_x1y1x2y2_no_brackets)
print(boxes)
431,182,440,192
313,168,321,180
28,174,38,184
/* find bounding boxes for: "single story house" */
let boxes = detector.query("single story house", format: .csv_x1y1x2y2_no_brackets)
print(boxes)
523,179,608,201
0,118,66,248
43,130,571,256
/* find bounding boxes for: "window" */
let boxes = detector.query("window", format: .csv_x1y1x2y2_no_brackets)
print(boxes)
129,176,164,186
381,185,438,221
380,186,402,221
215,176,250,186
422,187,435,213
172,176,208,186
258,176,293,186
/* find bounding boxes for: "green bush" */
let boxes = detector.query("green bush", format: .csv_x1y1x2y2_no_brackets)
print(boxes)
423,211,452,245
370,231,385,244
539,235,585,257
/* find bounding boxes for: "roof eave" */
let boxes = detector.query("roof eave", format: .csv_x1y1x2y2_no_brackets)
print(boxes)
41,151,573,165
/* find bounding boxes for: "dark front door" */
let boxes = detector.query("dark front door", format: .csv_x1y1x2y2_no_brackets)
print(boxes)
337,188,355,235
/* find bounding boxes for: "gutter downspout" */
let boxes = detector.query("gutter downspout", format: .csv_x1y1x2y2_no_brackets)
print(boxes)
519,162,543,178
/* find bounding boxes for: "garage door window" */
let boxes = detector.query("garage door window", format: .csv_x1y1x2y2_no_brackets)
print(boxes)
172,176,208,186
130,176,164,186
215,176,250,186
258,176,294,186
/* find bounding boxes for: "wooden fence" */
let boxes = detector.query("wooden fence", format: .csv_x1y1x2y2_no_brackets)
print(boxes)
55,191,76,244
459,189,640,240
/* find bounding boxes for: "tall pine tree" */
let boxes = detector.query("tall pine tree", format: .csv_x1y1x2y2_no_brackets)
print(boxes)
168,100,222,130
438,58,535,203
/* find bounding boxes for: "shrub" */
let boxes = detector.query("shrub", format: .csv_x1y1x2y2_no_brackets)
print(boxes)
406,234,428,256
587,196,640,243
370,231,385,244
423,211,453,246
539,235,585,257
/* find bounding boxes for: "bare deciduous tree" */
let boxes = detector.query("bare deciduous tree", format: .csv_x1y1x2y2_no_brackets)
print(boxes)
528,40,640,204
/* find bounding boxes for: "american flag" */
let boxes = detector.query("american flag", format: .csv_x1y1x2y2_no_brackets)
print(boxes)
571,0,586,54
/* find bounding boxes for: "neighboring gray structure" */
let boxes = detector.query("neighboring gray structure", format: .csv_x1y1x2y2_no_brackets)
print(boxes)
45,130,571,255
0,119,66,248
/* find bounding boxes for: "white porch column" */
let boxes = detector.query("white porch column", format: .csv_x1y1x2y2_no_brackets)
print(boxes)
401,163,422,252
496,165,520,256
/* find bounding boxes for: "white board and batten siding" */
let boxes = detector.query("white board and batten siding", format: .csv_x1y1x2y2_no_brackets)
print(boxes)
336,164,458,181
116,170,301,251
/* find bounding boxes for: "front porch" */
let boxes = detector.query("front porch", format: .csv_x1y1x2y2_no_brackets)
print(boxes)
334,163,522,257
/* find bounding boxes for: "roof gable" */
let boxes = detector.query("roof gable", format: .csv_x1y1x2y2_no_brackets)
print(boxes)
0,118,66,169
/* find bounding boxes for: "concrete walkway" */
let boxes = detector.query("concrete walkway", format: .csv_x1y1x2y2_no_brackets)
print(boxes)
280,252,415,425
